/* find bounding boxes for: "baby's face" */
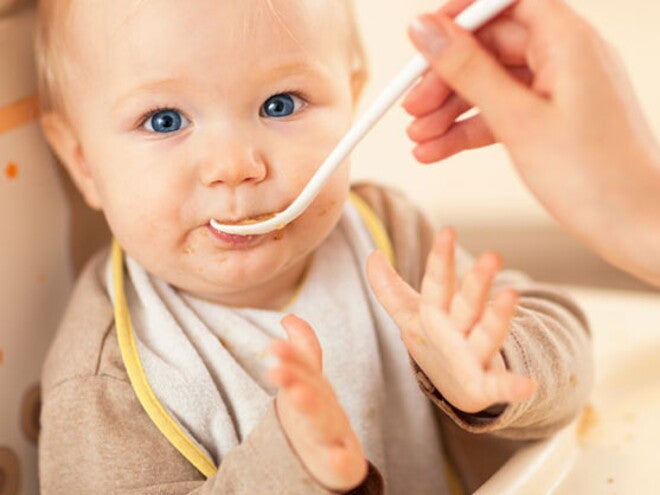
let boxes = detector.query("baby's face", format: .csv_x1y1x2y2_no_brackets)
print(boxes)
58,0,359,305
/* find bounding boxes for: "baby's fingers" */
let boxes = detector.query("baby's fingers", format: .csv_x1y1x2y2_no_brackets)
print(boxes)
269,360,321,413
450,251,502,334
271,362,347,441
281,314,323,373
421,228,456,313
328,444,369,491
367,250,419,330
484,371,537,407
269,340,313,376
468,288,518,366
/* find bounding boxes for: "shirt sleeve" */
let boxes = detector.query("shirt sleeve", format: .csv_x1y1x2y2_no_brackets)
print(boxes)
39,374,383,495
352,182,593,440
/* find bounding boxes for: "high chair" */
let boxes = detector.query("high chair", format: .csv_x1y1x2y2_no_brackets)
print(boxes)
2,2,659,494
1,2,107,493
1,2,67,493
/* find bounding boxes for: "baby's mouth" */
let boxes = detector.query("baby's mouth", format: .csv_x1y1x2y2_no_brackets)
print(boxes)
208,200,293,237
219,212,278,226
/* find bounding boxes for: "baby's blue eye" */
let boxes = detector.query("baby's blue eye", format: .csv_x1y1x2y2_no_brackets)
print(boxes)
144,109,189,133
261,93,304,118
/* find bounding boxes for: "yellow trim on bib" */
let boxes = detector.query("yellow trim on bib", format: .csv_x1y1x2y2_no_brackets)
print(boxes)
348,192,395,266
111,195,463,492
111,241,218,478
281,193,393,311
349,194,464,495
0,95,39,135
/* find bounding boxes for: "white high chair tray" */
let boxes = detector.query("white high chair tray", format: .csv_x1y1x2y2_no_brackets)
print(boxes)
476,286,660,494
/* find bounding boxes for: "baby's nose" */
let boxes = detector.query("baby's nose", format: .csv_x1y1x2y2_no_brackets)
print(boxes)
199,139,267,187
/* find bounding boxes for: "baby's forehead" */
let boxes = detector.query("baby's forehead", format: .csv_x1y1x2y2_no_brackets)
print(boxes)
65,1,352,73
77,2,350,77
42,0,359,117
66,0,351,48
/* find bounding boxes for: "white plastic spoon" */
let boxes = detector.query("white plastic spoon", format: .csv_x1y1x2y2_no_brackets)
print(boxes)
210,0,516,236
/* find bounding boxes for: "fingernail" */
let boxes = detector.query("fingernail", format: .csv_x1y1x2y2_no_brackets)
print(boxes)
410,16,447,56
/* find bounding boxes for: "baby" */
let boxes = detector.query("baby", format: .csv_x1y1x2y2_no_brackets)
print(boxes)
36,1,593,494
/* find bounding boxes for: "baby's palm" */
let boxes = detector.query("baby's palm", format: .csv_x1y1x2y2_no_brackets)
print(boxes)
367,229,537,414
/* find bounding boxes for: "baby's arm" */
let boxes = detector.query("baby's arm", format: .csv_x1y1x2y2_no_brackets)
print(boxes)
367,227,592,439
39,323,380,495
355,183,592,440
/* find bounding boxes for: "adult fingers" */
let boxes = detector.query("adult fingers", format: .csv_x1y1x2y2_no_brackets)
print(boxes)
404,16,529,118
436,0,478,17
407,94,473,143
477,16,529,67
408,66,533,146
403,71,453,118
409,13,544,141
512,0,583,42
412,113,495,163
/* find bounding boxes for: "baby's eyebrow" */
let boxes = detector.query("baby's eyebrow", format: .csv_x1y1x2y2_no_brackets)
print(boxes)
261,60,332,81
112,78,188,113
111,60,334,113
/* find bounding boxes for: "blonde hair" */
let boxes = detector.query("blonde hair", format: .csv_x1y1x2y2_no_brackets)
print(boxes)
34,0,368,114
34,0,70,114
337,0,369,102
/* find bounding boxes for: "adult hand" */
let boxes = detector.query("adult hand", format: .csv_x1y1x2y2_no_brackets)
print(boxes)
405,0,660,287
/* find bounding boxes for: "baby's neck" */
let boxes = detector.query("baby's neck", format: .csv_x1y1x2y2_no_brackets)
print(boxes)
187,254,311,311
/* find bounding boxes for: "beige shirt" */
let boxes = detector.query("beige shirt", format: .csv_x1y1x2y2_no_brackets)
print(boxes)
39,183,593,494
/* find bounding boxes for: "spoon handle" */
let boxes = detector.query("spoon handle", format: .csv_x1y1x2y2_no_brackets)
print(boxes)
212,0,516,235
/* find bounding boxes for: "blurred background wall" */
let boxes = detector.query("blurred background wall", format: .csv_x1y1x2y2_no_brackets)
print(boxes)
1,2,658,494
352,0,660,291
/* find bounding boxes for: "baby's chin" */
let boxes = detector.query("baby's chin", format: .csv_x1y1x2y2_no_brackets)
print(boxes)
175,274,298,310
164,249,309,307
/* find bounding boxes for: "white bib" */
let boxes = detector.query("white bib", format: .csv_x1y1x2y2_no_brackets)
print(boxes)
108,201,449,494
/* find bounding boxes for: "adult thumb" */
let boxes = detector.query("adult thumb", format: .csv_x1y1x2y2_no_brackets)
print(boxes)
409,13,539,139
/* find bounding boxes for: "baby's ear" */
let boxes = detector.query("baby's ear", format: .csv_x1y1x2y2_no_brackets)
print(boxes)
40,112,103,210
350,64,368,106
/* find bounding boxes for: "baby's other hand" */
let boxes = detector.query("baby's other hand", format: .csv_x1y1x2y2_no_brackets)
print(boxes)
367,228,537,414
268,314,367,492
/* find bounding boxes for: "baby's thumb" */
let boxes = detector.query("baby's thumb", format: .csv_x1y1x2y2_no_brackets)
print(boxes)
409,14,538,140
366,251,418,331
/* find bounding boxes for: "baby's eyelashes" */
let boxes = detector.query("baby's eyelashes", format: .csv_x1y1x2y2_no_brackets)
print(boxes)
135,91,307,136
260,92,306,118
142,108,191,134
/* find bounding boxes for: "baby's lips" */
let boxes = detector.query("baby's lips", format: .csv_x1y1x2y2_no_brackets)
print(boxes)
210,208,285,228
225,212,278,226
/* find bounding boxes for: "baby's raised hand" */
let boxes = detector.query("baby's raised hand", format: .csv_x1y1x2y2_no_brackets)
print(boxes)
268,315,367,492
367,228,537,414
